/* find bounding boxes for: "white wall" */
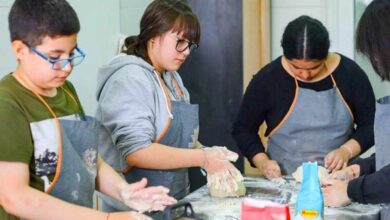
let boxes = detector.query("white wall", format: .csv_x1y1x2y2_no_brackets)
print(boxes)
271,0,354,59
0,1,16,76
67,0,121,115
120,0,152,35
0,0,151,115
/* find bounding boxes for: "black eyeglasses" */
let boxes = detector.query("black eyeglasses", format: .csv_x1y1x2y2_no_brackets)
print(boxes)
173,36,199,53
25,42,86,70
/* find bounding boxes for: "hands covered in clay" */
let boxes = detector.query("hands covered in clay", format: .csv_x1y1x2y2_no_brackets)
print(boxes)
253,153,281,180
119,178,177,213
327,164,360,181
320,164,361,207
258,159,282,180
202,146,244,193
321,178,351,207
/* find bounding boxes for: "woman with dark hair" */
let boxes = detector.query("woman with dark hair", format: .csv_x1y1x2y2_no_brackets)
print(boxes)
323,0,390,215
96,0,242,205
233,15,375,179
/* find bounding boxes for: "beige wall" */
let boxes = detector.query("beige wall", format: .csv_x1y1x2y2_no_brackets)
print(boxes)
243,0,270,176
243,0,270,89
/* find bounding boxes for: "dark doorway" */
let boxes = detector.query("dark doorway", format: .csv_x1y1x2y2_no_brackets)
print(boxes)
180,0,244,191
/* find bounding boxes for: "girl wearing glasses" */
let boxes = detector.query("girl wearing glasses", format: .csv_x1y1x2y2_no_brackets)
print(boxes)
232,15,376,179
96,0,242,210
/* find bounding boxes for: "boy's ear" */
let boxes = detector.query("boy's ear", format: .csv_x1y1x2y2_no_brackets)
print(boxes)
11,40,29,60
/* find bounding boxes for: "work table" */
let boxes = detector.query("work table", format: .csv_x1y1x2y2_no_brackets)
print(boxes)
183,177,381,220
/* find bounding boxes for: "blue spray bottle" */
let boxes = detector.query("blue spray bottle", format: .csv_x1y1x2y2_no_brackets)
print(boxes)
295,162,324,220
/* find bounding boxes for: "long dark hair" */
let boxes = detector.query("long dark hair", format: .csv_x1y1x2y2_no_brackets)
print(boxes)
281,15,330,60
356,0,390,81
122,0,200,62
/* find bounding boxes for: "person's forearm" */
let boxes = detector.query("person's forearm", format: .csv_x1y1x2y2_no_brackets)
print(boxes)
341,139,361,159
96,156,128,202
2,186,107,220
125,143,204,169
0,162,109,220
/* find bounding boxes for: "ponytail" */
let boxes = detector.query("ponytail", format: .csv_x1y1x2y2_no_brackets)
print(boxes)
121,35,148,60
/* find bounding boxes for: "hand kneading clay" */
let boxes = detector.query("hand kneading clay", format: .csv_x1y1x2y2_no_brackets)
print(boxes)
208,181,246,198
292,165,328,183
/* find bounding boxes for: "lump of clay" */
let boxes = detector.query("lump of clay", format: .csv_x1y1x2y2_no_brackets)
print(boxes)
292,165,328,183
208,181,246,198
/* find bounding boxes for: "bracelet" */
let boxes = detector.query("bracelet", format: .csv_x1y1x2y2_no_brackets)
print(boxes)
341,145,353,159
106,213,110,220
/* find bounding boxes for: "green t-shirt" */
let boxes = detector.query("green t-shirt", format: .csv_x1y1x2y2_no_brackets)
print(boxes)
0,74,83,219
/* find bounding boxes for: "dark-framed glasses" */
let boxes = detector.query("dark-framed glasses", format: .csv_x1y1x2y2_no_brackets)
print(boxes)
25,43,86,70
174,36,199,53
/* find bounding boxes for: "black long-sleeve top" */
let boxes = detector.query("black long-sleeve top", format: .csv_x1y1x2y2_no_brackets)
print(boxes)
232,55,375,163
348,154,390,204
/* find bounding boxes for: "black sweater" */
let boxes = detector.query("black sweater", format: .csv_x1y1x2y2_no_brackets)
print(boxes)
232,55,375,162
348,154,390,204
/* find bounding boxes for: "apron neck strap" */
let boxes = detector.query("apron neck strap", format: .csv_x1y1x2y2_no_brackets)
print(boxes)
17,71,64,193
154,70,173,119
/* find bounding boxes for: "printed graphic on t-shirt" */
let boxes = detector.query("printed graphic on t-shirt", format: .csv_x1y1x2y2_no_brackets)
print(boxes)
30,115,79,190
83,148,97,175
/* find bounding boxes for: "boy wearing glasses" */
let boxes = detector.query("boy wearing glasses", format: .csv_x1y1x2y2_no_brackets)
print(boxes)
0,0,175,219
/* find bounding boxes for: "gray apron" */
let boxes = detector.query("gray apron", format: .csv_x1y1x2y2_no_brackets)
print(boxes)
374,96,390,219
47,116,98,207
268,76,353,174
124,100,199,200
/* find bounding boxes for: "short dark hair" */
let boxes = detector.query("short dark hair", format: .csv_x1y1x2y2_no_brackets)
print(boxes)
122,0,201,62
281,15,330,60
356,0,390,81
8,0,80,47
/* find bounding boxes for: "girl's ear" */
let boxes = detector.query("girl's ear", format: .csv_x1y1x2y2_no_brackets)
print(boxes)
11,40,29,60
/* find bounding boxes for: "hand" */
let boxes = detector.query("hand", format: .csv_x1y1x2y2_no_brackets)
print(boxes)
328,164,360,181
108,211,152,220
324,147,350,173
119,178,177,213
207,169,244,193
202,146,240,175
321,179,351,207
202,146,243,193
203,146,239,163
258,159,282,180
